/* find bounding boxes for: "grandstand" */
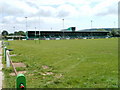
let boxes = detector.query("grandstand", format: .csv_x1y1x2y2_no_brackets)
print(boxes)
26,27,109,40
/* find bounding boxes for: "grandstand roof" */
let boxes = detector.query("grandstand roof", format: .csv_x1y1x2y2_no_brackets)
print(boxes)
78,28,118,32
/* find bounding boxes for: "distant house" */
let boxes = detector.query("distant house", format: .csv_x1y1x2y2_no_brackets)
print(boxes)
6,35,26,40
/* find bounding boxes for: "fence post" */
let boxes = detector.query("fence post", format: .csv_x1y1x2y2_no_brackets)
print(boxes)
6,50,10,67
16,74,26,89
1,41,4,47
4,47,7,61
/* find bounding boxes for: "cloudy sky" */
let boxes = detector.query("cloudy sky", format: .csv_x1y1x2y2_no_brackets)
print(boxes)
0,0,119,33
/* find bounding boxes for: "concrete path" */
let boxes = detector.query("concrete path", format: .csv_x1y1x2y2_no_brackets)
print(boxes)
0,41,3,89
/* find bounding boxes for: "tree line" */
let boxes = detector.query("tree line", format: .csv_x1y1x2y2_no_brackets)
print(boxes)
2,30,26,36
108,29,120,37
1,30,26,40
97,29,120,37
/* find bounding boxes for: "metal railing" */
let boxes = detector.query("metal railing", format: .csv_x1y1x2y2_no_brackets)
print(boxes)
3,43,26,89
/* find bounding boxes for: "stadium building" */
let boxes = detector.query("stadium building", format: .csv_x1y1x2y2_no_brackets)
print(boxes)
26,27,109,40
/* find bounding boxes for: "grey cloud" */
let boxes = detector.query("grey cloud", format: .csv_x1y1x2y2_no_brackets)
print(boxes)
1,2,26,17
57,10,70,17
1,0,70,21
25,1,39,9
2,16,17,24
38,9,53,17
95,4,117,16
1,0,40,18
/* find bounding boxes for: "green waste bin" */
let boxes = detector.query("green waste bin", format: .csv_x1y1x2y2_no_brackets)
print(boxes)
16,74,26,89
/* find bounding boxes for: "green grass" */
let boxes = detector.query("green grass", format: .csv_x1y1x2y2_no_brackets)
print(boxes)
3,38,118,88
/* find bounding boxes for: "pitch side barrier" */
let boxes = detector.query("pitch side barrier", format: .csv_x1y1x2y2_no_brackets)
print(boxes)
3,42,26,89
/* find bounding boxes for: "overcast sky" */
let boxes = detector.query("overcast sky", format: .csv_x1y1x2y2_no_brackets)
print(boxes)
0,0,119,33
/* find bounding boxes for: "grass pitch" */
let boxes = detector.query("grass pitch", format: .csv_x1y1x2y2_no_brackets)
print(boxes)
3,38,118,88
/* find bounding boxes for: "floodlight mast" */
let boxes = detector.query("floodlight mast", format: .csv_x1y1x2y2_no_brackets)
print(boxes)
62,19,64,38
25,17,28,31
91,20,93,38
25,17,28,39
0,30,1,40
91,20,93,29
62,19,64,29
114,21,116,29
13,26,15,40
35,27,36,39
39,16,41,41
35,27,37,43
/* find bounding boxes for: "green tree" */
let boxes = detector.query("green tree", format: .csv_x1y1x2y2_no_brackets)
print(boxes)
18,31,25,36
14,31,18,35
2,30,9,39
118,30,120,36
111,30,119,37
2,30,9,36
14,31,25,36
9,33,14,36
